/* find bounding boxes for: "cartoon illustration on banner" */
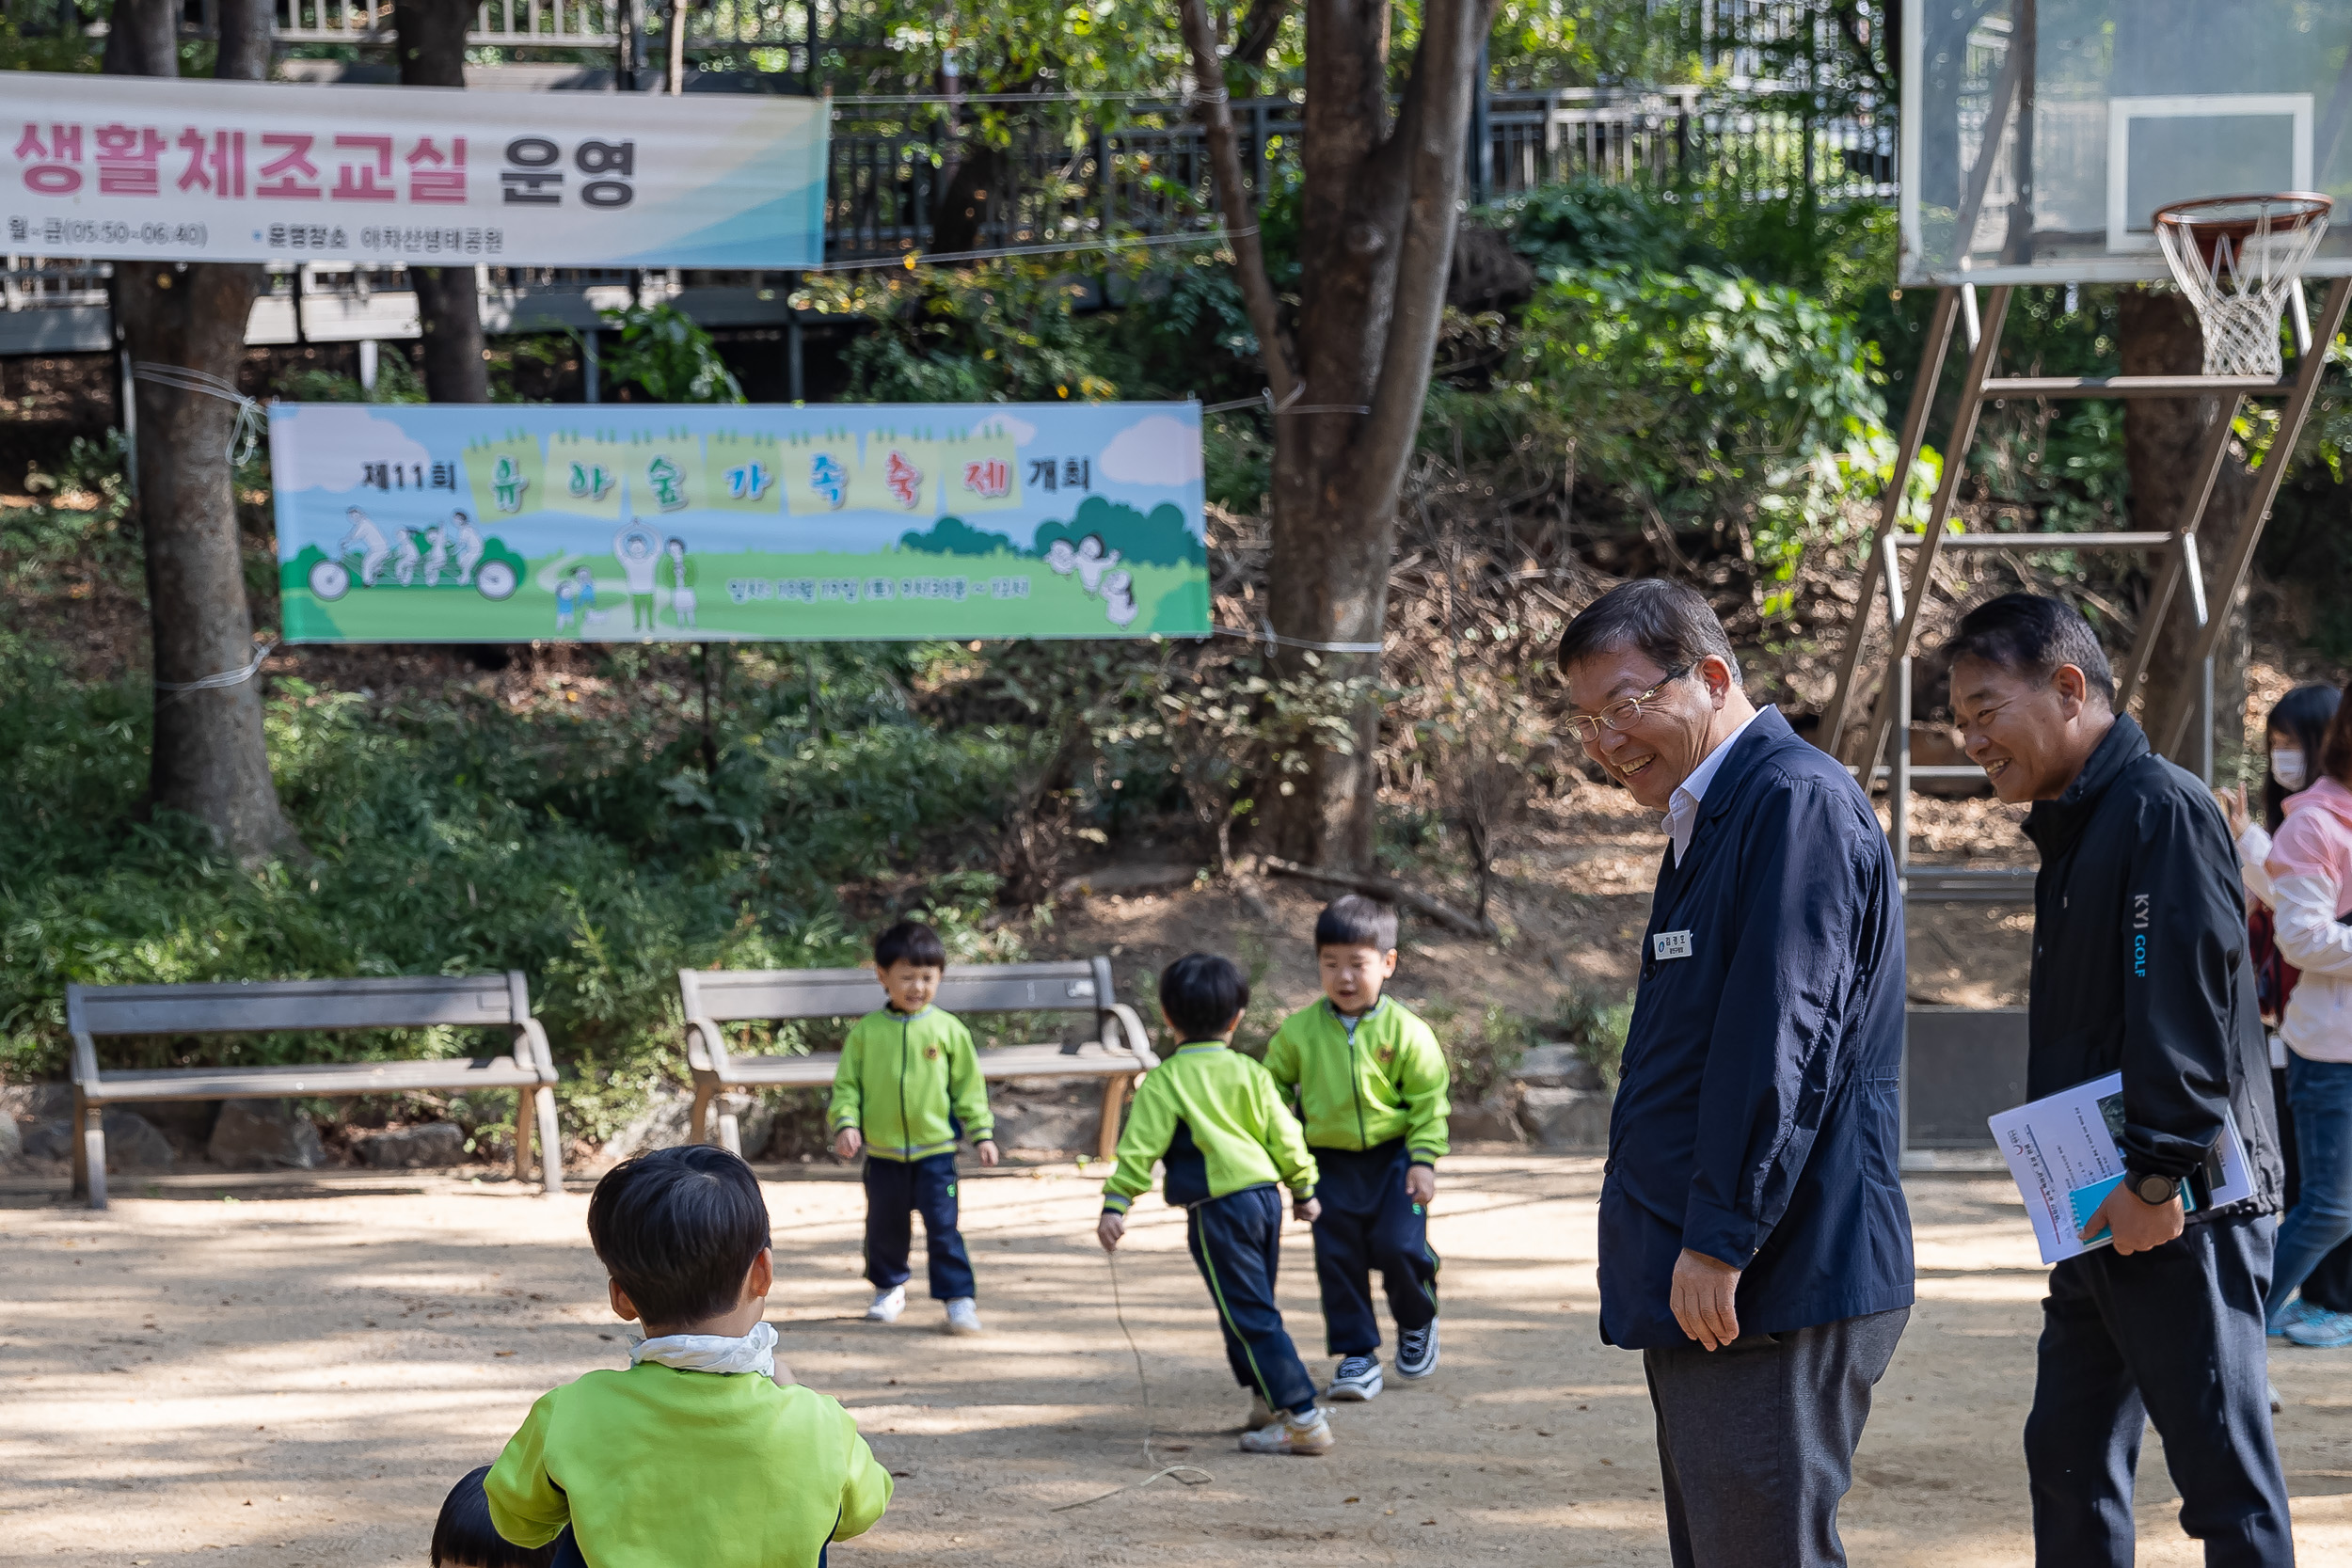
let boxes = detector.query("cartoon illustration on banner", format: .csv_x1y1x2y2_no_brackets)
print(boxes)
269,403,1211,643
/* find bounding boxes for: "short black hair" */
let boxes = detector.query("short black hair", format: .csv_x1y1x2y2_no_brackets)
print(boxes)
1945,593,2116,705
1315,895,1398,953
1160,952,1249,1041
433,1466,557,1568
1556,578,1740,686
873,919,947,971
586,1145,771,1329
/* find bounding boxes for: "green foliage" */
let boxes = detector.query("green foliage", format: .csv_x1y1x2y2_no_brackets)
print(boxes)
797,261,1117,404
1510,264,1893,611
1551,985,1634,1090
599,303,746,404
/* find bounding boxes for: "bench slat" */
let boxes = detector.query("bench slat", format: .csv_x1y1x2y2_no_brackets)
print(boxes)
69,976,522,1037
682,961,1106,1024
707,1040,1144,1089
82,1057,542,1102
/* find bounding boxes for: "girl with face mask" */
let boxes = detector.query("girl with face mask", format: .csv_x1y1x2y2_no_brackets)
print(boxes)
2220,683,2352,1350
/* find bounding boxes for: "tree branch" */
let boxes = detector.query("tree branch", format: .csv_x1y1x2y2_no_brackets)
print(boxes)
1261,855,1495,938
1231,0,1290,68
1177,0,1296,404
1353,0,1490,489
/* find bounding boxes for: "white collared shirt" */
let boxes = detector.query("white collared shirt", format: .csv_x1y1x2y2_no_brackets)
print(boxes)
1663,709,1761,866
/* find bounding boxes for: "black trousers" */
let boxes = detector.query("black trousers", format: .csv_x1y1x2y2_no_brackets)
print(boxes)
1186,1184,1318,1415
2272,1062,2352,1312
861,1151,974,1300
1310,1139,1439,1355
2025,1213,2294,1567
1643,1307,1907,1568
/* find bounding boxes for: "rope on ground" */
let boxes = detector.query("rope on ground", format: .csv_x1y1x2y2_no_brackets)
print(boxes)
1049,1250,1215,1512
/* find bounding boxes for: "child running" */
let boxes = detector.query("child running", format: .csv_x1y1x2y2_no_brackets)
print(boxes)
483,1146,891,1566
1098,952,1330,1455
1263,895,1450,1402
830,919,997,1334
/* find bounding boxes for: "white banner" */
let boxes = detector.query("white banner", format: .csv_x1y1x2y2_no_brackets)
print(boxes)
3,72,827,268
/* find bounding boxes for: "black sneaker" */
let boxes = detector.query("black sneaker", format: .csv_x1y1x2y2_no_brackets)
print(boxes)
1394,1321,1439,1379
1326,1354,1383,1401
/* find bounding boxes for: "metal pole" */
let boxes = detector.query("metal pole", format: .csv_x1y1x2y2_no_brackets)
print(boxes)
1822,287,1962,757
787,301,803,403
2198,654,2215,786
583,330,600,404
2164,277,2352,753
1892,655,1912,873
804,0,818,94
1853,285,2016,784
1470,39,1492,208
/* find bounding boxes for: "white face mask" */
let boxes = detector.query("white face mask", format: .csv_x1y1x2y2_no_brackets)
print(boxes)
2272,747,2310,793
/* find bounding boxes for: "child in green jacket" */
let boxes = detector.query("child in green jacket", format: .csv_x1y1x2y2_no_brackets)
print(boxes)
1263,896,1451,1402
485,1146,892,1568
830,920,998,1335
1099,952,1331,1456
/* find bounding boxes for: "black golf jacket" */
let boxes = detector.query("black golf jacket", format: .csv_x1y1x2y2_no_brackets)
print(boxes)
2021,714,2283,1214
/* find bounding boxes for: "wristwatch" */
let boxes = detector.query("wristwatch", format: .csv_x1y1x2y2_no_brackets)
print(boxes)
2127,1170,2182,1207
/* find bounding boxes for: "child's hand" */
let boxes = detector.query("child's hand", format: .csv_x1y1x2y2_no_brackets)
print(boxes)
1406,1164,1437,1206
1097,1212,1126,1252
976,1138,1000,1167
834,1128,862,1161
1294,1196,1322,1224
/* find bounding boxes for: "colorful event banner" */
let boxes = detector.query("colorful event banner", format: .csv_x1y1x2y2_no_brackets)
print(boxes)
268,403,1211,643
4,72,825,267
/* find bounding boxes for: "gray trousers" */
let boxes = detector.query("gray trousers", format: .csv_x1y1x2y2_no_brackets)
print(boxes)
1642,1307,1909,1568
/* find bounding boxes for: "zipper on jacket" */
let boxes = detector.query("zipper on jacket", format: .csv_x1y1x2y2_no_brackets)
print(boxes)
1338,1001,1371,1148
897,1010,911,1159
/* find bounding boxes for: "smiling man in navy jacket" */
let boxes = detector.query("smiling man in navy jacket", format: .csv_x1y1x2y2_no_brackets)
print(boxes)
1558,580,1913,1568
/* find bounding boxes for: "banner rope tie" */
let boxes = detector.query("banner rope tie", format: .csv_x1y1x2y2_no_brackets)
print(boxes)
153,640,278,698
131,361,264,465
1211,625,1386,656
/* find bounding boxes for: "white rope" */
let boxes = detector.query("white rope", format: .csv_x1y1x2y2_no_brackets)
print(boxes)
154,640,276,695
1212,624,1386,656
1199,386,1371,417
131,361,264,466
1050,1250,1216,1512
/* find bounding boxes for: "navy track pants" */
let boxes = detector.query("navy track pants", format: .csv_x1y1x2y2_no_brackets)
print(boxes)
862,1150,975,1301
1310,1138,1439,1356
1185,1184,1317,1415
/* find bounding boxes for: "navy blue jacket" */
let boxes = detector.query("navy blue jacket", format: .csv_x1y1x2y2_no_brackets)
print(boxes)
1597,705,1915,1350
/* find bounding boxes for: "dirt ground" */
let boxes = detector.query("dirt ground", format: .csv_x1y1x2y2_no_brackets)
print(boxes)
7,1157,2350,1567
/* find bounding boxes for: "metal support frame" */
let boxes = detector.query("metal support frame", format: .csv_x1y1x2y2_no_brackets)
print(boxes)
1822,277,2344,897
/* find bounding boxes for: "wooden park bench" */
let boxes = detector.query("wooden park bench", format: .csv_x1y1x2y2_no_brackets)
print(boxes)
679,958,1158,1162
64,974,563,1210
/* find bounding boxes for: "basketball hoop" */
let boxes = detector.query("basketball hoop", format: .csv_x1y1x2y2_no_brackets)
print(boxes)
2153,193,2333,379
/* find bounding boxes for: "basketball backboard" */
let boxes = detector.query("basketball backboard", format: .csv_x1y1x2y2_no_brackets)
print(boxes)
1900,0,2352,284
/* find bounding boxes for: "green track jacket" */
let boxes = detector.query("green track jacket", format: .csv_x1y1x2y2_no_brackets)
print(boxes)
1101,1042,1318,1213
1263,996,1452,1164
827,1006,993,1162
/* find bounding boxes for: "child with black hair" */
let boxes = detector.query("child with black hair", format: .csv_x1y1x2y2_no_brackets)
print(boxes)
482,1146,891,1567
830,919,997,1334
1263,895,1450,1402
1098,952,1329,1456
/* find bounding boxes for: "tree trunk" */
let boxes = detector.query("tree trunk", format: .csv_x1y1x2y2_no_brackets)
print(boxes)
394,0,490,403
1181,0,1493,870
108,0,303,864
2120,288,2257,769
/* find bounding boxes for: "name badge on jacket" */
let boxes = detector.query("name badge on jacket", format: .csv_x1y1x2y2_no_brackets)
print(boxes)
1653,929,1693,961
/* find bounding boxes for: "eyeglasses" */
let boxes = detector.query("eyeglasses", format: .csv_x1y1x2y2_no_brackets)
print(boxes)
1563,665,1691,743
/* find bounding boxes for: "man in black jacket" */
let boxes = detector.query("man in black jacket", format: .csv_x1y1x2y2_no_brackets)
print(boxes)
1944,594,2291,1567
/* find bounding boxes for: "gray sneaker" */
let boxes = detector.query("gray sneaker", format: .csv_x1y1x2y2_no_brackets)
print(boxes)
1326,1354,1383,1402
1394,1320,1439,1379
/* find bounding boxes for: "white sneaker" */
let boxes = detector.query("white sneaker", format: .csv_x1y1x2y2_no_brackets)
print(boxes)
1237,1406,1334,1455
1326,1354,1383,1401
865,1285,906,1323
1242,1392,1279,1432
1394,1320,1439,1379
944,1297,983,1336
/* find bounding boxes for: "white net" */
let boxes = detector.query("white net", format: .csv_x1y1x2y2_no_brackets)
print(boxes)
2154,198,2331,379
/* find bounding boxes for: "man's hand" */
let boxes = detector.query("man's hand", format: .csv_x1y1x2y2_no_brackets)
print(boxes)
834,1127,862,1161
976,1138,1000,1167
1097,1211,1126,1253
2079,1182,2185,1256
1294,1196,1322,1224
1669,1248,1742,1351
1405,1164,1437,1206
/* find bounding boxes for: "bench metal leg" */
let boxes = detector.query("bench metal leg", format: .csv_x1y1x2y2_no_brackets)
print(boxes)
80,1097,108,1211
1098,1075,1132,1164
690,1080,715,1147
533,1085,564,1196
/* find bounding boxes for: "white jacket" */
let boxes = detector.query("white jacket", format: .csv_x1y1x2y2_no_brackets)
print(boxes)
2265,776,2352,1064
